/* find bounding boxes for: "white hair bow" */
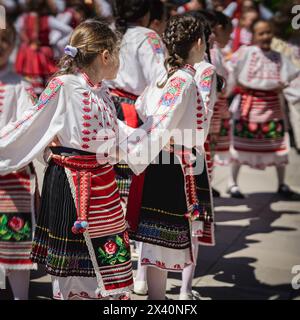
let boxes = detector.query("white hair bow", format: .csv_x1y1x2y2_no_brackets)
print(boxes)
64,45,78,58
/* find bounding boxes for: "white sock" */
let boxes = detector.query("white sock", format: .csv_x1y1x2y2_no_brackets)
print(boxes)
147,266,168,300
181,238,199,294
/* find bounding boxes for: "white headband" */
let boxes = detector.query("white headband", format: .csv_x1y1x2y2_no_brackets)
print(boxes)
64,45,78,58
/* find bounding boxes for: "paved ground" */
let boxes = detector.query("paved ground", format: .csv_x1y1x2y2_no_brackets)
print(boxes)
1,149,300,300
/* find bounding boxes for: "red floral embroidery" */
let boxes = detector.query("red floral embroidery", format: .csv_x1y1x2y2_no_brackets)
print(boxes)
8,217,24,231
83,122,91,127
82,130,91,135
104,240,117,255
83,115,92,120
82,144,90,149
248,122,258,132
83,107,91,113
155,261,166,268
82,99,90,105
82,137,90,142
142,258,150,264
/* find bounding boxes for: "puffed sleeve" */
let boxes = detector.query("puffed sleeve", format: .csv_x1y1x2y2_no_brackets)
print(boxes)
0,78,66,175
138,31,166,85
118,76,197,175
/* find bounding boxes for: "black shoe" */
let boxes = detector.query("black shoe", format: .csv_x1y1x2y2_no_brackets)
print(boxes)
212,188,221,198
278,184,300,200
227,185,245,199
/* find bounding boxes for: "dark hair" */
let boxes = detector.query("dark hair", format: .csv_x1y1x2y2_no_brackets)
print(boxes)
26,0,55,15
250,19,271,34
159,13,204,87
196,10,218,29
149,0,166,25
53,19,120,79
112,0,151,34
189,11,225,92
212,10,232,30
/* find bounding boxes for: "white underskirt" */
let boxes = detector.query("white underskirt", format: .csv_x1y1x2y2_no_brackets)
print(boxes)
51,276,130,300
140,221,203,272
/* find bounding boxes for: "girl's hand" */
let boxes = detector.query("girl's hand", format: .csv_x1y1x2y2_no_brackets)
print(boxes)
48,136,61,147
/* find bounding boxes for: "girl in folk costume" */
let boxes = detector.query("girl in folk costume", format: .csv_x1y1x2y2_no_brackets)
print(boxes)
15,0,72,94
178,11,218,300
0,20,134,300
227,20,300,199
208,11,233,167
120,14,216,300
109,0,166,207
0,24,39,300
132,11,218,299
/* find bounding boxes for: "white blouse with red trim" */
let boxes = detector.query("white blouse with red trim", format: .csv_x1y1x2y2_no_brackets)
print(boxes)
119,65,213,175
227,45,300,91
0,72,124,175
108,26,166,96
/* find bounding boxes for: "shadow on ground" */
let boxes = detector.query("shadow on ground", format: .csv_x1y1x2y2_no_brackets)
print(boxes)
167,192,300,300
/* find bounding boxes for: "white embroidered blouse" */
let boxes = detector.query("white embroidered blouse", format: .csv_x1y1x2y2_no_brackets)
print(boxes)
227,45,300,91
118,65,214,175
108,26,166,96
0,73,122,175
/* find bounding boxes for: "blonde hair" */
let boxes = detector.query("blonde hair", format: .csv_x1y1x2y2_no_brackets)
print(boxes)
53,19,120,78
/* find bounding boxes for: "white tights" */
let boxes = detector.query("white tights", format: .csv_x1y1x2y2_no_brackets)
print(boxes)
180,237,199,294
229,163,286,187
135,238,200,299
7,270,30,300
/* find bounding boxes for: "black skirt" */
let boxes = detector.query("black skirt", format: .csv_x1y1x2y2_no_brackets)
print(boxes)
31,148,95,277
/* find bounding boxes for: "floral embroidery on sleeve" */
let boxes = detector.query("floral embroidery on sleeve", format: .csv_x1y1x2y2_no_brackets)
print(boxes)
0,78,63,139
146,32,164,61
159,77,186,107
199,67,214,92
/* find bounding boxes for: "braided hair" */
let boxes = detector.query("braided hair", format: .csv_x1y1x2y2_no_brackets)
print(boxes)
112,0,151,34
159,14,205,87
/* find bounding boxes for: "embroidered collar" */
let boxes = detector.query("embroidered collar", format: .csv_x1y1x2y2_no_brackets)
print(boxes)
80,71,102,90
182,64,196,77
